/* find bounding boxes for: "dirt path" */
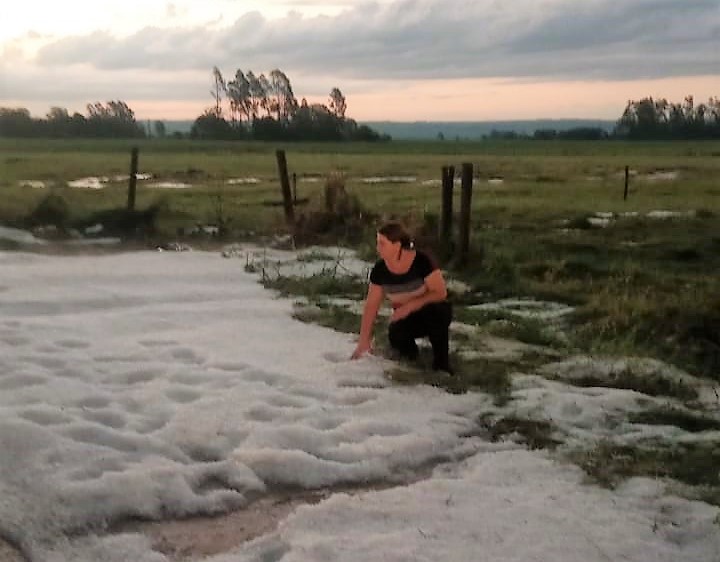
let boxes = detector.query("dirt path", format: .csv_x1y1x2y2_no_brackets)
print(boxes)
0,539,24,562
121,491,328,561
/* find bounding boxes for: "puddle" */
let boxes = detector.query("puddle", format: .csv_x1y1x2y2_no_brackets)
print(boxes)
17,180,48,189
362,176,417,184
642,171,679,182
646,210,695,219
68,174,153,188
112,173,153,182
227,178,260,185
588,217,611,228
68,177,109,189
147,182,193,189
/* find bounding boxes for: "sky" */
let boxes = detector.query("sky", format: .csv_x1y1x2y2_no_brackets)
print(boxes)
0,235,718,561
0,0,719,122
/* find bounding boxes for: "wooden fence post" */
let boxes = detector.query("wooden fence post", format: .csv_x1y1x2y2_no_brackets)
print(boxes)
458,163,474,265
624,166,630,201
275,150,294,225
292,172,298,205
440,165,454,254
127,147,139,211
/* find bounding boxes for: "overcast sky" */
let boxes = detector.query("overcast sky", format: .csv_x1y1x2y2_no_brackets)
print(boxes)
1,0,718,121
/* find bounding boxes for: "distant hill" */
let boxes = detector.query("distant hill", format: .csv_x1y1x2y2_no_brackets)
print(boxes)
154,119,616,140
363,120,616,140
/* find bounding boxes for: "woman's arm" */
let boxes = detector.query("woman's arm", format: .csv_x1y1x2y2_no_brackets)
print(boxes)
351,283,384,358
391,269,447,322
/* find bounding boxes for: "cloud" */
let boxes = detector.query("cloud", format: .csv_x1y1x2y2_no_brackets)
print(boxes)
2,0,718,118
24,0,719,81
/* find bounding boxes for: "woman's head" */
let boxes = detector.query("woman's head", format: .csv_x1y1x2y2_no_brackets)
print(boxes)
376,221,413,260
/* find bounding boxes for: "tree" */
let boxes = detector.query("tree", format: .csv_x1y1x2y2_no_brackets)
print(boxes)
615,95,720,139
46,107,71,137
0,107,35,137
154,121,166,138
328,87,347,119
210,66,226,118
226,69,252,124
85,100,144,137
246,71,268,121
191,109,234,140
289,100,343,141
267,69,298,122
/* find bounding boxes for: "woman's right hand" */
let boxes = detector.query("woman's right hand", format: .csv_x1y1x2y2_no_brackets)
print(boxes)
351,340,373,359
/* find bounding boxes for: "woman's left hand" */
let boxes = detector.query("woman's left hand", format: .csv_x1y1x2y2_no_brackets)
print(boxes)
390,303,412,323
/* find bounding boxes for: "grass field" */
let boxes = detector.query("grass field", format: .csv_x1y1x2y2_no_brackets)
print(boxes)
2,137,720,381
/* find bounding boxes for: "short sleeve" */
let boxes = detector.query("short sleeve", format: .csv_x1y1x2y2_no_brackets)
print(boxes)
369,260,384,285
415,251,437,278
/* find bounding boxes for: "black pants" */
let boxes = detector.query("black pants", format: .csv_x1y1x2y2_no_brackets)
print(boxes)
388,301,452,371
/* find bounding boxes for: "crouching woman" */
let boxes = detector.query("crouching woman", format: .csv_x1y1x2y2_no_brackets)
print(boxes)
351,221,453,373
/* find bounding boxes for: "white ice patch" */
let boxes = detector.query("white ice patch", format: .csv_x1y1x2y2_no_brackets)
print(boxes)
0,251,485,560
470,298,574,321
0,226,46,245
227,450,720,562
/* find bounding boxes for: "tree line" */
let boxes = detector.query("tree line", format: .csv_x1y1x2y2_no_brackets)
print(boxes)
0,67,387,142
189,67,386,142
0,101,146,138
615,96,720,140
1,87,718,140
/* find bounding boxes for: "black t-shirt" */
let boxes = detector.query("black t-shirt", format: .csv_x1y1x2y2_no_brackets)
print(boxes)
369,250,437,306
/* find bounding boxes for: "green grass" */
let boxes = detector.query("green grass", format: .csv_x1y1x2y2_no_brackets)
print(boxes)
3,137,720,380
572,440,720,505
292,303,361,334
262,273,366,300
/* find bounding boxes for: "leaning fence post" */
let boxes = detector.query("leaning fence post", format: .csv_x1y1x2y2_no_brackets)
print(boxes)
440,165,454,255
127,147,139,211
275,149,294,225
458,162,474,265
624,165,630,201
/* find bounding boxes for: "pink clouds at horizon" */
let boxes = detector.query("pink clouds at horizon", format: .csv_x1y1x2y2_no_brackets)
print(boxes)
122,75,720,122
4,75,718,122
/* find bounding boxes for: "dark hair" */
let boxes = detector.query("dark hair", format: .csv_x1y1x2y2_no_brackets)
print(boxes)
378,221,414,249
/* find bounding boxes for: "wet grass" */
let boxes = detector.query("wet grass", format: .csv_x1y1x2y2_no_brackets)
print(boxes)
572,440,720,505
476,414,563,450
262,272,366,300
553,365,698,401
384,350,555,402
628,406,720,432
292,303,361,335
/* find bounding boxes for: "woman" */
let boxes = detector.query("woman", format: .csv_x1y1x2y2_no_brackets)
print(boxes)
351,221,453,373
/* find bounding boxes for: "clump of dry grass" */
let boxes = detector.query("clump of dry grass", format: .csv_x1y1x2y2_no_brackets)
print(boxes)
293,171,375,245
